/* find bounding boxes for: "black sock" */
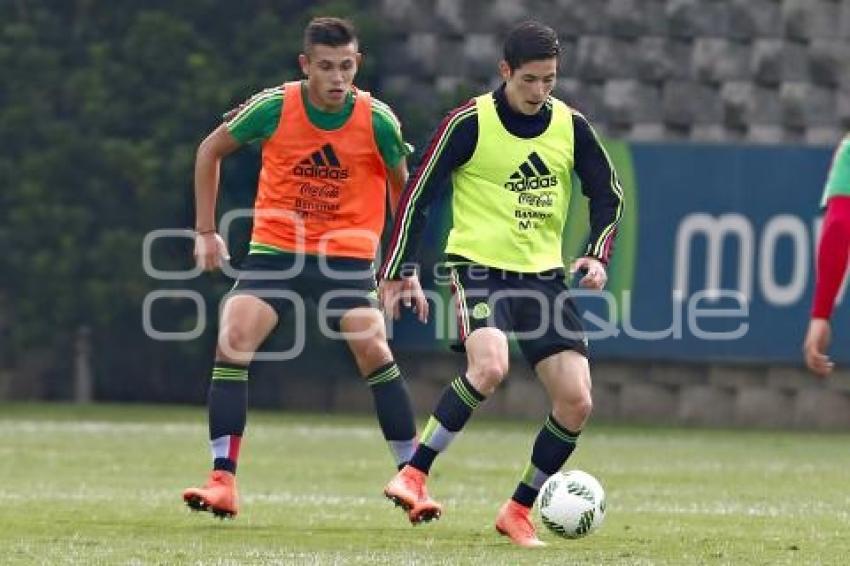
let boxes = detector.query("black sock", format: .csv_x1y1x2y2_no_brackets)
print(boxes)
512,413,580,508
208,362,248,474
409,374,486,474
366,362,417,469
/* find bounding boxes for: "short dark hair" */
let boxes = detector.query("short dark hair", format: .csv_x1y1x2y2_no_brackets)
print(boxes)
503,21,560,70
303,17,358,52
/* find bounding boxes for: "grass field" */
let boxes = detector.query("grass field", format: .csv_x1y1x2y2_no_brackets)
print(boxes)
0,403,849,565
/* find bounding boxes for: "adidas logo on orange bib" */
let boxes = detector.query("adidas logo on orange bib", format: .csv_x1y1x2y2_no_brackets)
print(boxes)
503,151,558,192
293,143,350,180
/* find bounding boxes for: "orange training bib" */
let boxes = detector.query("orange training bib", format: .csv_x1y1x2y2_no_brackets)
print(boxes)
251,81,387,259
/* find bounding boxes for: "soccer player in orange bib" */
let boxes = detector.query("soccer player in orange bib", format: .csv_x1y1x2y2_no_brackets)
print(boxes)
182,17,427,519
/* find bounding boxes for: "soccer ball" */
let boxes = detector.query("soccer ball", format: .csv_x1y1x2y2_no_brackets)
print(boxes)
537,470,606,539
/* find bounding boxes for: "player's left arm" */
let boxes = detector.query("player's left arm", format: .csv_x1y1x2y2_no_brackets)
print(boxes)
372,99,413,218
571,111,625,289
386,156,409,218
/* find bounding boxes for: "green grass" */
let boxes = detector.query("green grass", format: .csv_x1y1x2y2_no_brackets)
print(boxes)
1,403,849,565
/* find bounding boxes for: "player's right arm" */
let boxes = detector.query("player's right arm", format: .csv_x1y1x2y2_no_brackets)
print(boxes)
379,99,477,281
378,100,477,319
804,135,850,376
805,195,850,376
193,87,284,271
193,125,241,271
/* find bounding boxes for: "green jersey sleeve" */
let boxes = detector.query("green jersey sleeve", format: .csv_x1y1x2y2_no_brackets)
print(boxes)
224,86,285,144
821,134,850,207
371,97,413,169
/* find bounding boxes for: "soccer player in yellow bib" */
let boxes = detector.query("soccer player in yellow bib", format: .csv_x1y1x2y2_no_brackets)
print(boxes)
379,21,624,547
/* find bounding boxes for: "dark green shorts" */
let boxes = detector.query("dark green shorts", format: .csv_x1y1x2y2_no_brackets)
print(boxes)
448,263,588,366
230,252,378,328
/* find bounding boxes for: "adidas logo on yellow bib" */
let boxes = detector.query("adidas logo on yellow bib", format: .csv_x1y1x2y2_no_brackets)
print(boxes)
503,151,558,192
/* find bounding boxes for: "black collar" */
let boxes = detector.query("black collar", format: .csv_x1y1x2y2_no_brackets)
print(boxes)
492,83,552,138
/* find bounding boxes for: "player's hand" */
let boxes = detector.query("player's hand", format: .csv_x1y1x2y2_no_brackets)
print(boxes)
379,274,429,323
193,232,230,271
803,318,834,377
571,257,607,289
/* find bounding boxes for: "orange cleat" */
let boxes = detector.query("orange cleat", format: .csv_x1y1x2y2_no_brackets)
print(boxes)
495,499,547,548
183,470,239,519
383,465,442,524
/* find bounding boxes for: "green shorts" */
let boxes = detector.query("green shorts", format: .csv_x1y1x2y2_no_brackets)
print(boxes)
230,252,378,329
448,263,588,366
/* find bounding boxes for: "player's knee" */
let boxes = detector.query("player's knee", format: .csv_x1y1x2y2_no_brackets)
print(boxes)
573,393,593,421
353,337,393,373
217,324,258,361
468,359,509,394
554,391,593,423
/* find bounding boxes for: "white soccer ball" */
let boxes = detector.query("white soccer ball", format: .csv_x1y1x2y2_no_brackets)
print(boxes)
537,470,606,539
